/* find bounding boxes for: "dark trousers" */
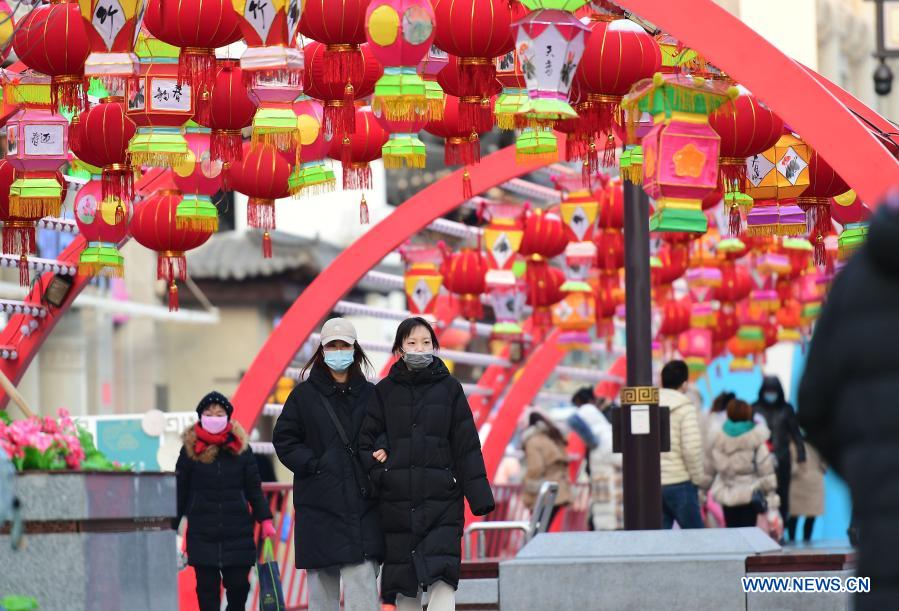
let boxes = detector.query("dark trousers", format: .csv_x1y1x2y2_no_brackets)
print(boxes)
787,516,816,542
723,503,759,528
195,566,252,611
775,456,792,524
661,481,704,529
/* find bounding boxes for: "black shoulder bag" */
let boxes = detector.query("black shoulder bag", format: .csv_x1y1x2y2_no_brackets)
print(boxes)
749,445,769,514
318,395,374,499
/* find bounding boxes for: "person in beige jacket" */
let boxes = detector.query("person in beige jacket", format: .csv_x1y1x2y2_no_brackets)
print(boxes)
659,360,705,529
521,412,572,528
705,399,781,535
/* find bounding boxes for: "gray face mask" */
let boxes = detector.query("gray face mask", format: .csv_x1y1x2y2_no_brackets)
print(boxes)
403,350,434,370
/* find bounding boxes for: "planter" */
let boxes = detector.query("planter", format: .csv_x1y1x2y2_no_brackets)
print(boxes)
0,471,177,611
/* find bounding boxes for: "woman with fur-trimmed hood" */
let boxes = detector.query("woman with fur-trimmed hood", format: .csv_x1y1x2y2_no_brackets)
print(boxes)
174,391,275,611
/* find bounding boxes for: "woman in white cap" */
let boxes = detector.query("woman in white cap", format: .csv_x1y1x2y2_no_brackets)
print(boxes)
273,318,384,611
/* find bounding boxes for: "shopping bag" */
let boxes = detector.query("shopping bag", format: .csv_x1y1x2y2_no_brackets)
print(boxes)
257,539,286,611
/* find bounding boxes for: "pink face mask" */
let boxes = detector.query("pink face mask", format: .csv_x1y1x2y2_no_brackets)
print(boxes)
201,415,228,434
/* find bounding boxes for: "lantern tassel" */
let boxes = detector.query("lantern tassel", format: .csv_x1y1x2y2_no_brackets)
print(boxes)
210,130,244,164
324,103,355,140
323,45,363,85
602,132,617,167
2,225,36,257
459,99,493,134
728,202,742,236
102,165,134,204
115,201,125,225
247,198,276,231
462,168,473,200
457,62,495,99
445,136,480,167
585,141,599,185
178,48,217,97
51,77,88,112
262,231,272,259
342,163,372,191
168,281,179,312
18,255,29,288
813,235,826,267
158,254,187,282
359,194,369,225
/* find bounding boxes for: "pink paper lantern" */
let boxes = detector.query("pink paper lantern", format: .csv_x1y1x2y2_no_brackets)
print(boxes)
74,177,132,277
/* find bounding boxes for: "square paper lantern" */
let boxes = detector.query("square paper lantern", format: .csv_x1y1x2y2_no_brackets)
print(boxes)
744,132,810,201
6,108,69,172
483,204,524,270
486,269,526,339
401,245,443,316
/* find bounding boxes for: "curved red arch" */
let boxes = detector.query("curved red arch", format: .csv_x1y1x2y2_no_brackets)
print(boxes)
230,144,564,428
616,0,899,206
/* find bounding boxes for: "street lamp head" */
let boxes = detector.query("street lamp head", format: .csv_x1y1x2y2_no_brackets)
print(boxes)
874,57,894,96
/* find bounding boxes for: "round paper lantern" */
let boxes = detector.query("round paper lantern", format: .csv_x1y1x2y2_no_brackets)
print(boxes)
74,178,132,277
797,150,849,265
525,258,565,331
304,41,384,140
0,1,15,64
436,55,502,133
227,142,292,257
519,208,569,259
594,228,624,272
441,248,488,321
143,0,242,96
13,0,91,110
366,0,436,121
287,96,337,196
598,177,624,229
130,189,214,310
424,94,493,196
300,0,370,86
172,128,223,232
712,263,752,304
573,18,660,156
80,0,146,92
198,62,258,164
71,98,137,203
328,106,390,193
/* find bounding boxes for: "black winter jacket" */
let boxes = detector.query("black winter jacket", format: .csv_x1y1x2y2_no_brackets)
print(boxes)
358,358,495,604
799,205,899,610
175,422,273,568
272,364,384,570
753,376,806,464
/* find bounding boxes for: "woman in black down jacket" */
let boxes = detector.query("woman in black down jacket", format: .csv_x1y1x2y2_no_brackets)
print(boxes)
273,317,384,611
359,317,495,610
175,391,275,611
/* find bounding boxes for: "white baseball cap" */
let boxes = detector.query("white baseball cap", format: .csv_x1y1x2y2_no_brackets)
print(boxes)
320,318,357,346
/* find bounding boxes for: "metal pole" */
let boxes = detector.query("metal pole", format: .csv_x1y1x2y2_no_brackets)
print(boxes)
621,179,662,530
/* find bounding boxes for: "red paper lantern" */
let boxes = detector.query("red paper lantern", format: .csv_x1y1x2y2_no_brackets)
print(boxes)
594,228,624,272
130,188,214,310
437,55,502,134
143,0,242,96
709,88,783,190
598,177,624,230
525,258,565,331
425,94,492,167
441,247,488,321
300,0,371,86
74,178,131,277
13,1,92,110
573,18,660,156
653,243,689,287
197,62,258,164
432,0,519,127
304,41,384,139
71,98,137,203
328,107,390,222
228,142,292,257
519,208,569,260
798,150,850,264
658,299,690,340
713,306,739,345
712,264,752,304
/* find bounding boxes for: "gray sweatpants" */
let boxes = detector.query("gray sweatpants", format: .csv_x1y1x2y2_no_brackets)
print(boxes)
307,560,380,611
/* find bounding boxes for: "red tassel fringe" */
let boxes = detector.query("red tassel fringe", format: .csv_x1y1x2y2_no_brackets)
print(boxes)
601,133,616,167
102,166,134,204
18,255,29,287
247,198,276,231
158,254,187,282
460,100,493,134
359,195,369,225
210,131,244,164
324,104,356,141
458,62,496,99
719,163,747,194
459,295,483,321
445,138,481,167
343,163,372,191
178,48,217,97
323,46,364,86
168,282,179,312
2,226,36,256
578,100,619,140
262,231,272,259
462,168,473,199
728,203,742,236
52,78,88,112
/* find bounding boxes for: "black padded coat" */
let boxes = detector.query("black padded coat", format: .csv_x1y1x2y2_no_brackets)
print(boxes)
358,358,495,604
175,422,273,568
272,364,384,570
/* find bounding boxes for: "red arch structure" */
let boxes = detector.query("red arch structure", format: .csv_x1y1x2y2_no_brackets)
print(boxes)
0,0,897,440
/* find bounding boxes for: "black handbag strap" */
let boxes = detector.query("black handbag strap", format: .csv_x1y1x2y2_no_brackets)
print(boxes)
318,394,353,451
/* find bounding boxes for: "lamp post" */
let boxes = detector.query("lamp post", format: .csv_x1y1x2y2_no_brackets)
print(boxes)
869,0,899,95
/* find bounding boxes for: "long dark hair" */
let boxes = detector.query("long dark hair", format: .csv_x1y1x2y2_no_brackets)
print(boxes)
301,341,373,381
391,316,440,356
712,391,736,414
528,411,567,446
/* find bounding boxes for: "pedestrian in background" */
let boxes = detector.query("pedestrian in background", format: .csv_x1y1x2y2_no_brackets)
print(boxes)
522,411,572,528
787,441,826,543
175,391,276,611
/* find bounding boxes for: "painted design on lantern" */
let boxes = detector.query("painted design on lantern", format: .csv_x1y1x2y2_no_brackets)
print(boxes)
369,5,399,46
672,143,706,178
411,279,434,313
402,6,433,45
245,0,275,42
199,150,223,179
24,124,64,156
427,44,447,60
643,143,656,178
128,82,145,111
132,0,146,46
518,43,535,79
776,146,808,185
297,114,321,145
6,126,17,155
491,233,515,268
496,51,515,73
747,153,774,187
560,51,575,86
76,193,99,224
569,205,589,241
93,0,126,50
286,0,300,40
151,78,191,112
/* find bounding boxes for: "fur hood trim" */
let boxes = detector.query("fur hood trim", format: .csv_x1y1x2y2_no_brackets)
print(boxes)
182,421,248,464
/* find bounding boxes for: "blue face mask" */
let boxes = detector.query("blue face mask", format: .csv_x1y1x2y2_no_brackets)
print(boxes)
323,349,355,372
763,392,779,404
